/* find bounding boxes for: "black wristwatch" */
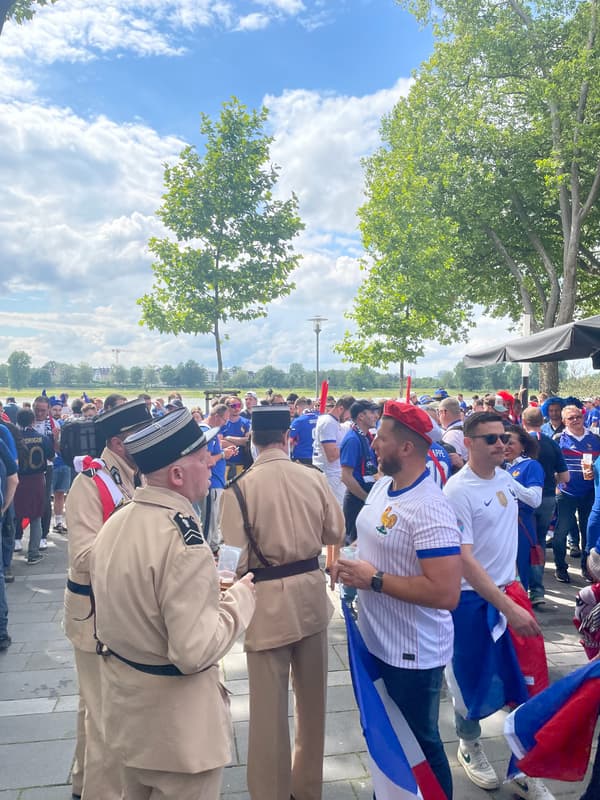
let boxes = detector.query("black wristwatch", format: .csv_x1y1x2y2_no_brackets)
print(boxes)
370,570,384,593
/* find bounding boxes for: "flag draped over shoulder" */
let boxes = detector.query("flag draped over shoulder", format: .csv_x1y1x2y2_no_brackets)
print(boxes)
504,661,600,781
342,603,446,800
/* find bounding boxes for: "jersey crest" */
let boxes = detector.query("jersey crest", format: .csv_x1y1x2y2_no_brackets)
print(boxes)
174,513,204,546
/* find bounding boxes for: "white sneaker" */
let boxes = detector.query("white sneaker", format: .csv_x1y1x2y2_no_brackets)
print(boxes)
457,739,499,790
14,540,22,552
39,538,48,550
508,776,556,799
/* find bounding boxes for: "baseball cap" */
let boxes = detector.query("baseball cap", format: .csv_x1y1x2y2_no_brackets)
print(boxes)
382,400,433,444
350,400,378,420
245,391,258,399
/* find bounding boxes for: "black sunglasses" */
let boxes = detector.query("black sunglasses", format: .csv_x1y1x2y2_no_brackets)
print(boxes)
470,433,511,445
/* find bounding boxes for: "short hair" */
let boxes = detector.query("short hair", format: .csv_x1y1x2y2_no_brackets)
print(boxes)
252,429,287,447
522,407,544,427
81,403,96,415
211,403,228,418
138,393,151,401
295,396,310,407
439,397,461,416
71,398,84,414
286,393,298,403
17,408,34,427
104,394,127,411
562,404,583,421
336,395,356,411
463,411,503,437
33,395,48,407
506,424,539,458
385,416,430,457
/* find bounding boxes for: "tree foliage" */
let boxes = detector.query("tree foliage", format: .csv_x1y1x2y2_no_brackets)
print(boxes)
0,0,57,36
353,0,600,392
138,97,304,388
7,350,31,389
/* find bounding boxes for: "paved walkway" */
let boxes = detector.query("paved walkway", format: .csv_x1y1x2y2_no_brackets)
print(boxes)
0,531,595,799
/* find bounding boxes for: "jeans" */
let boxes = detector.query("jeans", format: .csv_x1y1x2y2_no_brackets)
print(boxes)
27,517,42,559
2,505,15,571
529,495,556,598
0,513,7,637
553,491,594,570
587,492,600,553
376,658,452,799
340,491,365,606
455,711,481,741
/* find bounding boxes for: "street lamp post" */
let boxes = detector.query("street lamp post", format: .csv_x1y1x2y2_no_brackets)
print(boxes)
308,316,327,399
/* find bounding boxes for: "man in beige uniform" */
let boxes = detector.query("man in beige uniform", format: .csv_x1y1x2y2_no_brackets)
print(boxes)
221,405,345,800
64,397,151,800
90,408,256,800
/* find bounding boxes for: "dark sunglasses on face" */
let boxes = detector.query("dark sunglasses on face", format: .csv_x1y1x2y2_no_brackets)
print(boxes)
470,433,512,445
228,403,241,409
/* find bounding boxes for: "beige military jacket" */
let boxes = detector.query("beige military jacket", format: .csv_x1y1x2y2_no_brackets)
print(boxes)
90,485,255,774
64,447,137,651
221,448,344,652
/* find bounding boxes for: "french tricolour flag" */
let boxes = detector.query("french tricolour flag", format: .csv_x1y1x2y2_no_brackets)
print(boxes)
504,660,600,781
342,603,446,799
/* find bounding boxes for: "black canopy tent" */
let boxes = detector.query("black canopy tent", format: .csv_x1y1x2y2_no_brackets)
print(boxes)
463,315,600,369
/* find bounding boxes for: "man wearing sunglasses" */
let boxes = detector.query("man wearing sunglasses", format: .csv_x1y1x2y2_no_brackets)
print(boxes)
221,397,251,479
444,411,553,800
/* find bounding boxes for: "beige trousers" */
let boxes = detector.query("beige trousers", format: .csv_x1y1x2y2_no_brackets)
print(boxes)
120,765,223,800
74,648,122,799
246,629,328,800
71,693,85,796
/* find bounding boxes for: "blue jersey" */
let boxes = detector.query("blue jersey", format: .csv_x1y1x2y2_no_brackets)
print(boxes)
585,407,600,432
220,417,251,465
0,423,17,464
289,411,318,460
556,431,600,497
426,442,452,487
340,427,377,493
201,424,226,489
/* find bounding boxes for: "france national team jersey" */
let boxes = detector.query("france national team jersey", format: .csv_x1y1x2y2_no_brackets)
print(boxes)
556,430,600,497
426,442,452,487
289,411,318,460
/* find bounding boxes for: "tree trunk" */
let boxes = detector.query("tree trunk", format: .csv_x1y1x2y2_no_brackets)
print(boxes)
398,360,404,400
0,0,11,36
214,319,223,390
539,361,560,395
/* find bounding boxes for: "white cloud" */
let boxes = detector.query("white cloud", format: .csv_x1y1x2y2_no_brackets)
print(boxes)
266,79,412,234
0,0,315,65
236,12,270,30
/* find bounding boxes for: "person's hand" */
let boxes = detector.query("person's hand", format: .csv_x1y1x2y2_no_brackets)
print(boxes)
449,452,464,469
506,600,541,637
335,558,377,590
329,562,341,590
223,445,237,459
237,572,256,595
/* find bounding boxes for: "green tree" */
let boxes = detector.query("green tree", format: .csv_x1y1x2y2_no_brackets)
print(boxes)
0,0,57,36
288,362,307,389
129,366,143,386
143,366,157,388
360,0,600,393
7,350,31,389
0,364,8,386
111,365,129,386
138,97,304,388
28,367,52,387
159,365,176,386
254,365,287,389
77,362,94,385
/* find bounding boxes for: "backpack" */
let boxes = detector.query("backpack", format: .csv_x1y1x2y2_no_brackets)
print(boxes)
59,419,105,467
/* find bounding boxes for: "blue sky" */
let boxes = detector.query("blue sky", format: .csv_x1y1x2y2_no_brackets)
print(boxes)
0,0,512,378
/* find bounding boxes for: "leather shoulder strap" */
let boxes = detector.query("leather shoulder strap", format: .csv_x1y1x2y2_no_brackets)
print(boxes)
230,481,271,568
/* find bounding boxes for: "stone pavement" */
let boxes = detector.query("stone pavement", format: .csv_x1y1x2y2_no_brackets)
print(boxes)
0,531,595,799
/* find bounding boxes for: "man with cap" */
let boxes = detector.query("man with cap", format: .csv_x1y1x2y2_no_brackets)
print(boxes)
90,409,256,800
64,397,152,800
331,401,462,799
221,405,345,800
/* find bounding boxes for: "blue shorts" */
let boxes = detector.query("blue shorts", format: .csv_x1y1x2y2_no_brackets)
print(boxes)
52,465,72,493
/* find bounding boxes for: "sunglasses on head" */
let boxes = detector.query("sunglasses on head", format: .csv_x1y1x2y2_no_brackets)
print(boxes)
470,433,511,445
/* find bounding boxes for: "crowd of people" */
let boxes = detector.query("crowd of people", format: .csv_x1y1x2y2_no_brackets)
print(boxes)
1,385,600,800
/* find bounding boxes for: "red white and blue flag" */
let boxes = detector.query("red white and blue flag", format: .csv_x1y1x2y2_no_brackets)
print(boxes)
504,660,600,781
342,603,446,799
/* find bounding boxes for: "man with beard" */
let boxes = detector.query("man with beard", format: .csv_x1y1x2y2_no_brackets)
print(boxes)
331,401,461,799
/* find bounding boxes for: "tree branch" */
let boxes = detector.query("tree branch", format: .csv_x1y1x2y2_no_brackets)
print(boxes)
484,225,537,321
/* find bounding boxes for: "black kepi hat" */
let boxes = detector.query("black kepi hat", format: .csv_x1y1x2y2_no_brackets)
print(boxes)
94,398,152,440
124,408,219,474
251,405,291,431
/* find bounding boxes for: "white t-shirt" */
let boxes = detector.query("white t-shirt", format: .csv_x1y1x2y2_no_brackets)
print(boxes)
443,465,518,590
441,421,468,460
312,414,343,478
357,472,461,670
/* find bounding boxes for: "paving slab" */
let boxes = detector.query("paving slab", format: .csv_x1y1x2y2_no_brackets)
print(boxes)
0,738,76,789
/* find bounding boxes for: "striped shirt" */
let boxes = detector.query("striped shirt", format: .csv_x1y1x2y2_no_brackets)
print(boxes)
357,471,461,670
